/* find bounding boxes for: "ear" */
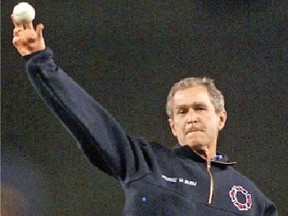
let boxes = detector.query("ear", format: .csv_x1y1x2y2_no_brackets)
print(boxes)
218,110,227,131
168,118,177,137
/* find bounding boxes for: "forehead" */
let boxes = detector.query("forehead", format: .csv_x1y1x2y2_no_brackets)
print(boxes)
172,85,213,107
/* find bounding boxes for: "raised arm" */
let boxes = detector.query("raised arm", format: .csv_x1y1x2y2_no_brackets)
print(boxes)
11,18,152,182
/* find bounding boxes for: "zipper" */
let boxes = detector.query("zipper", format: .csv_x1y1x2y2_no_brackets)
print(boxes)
207,161,214,204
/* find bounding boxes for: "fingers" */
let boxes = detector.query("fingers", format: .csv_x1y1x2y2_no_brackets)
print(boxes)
11,14,34,30
13,27,22,37
11,15,24,29
36,23,44,38
24,22,34,30
12,36,20,47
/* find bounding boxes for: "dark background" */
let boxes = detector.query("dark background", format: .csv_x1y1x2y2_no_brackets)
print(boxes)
1,1,287,215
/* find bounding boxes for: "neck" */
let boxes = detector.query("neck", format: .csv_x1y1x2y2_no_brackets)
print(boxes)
194,147,216,162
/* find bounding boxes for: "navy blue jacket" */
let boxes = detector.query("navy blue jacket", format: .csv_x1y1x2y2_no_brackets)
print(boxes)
25,48,277,215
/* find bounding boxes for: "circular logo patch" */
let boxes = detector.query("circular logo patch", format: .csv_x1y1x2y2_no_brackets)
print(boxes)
229,185,252,211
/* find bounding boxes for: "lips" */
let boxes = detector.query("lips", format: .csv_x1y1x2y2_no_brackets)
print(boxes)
185,127,203,134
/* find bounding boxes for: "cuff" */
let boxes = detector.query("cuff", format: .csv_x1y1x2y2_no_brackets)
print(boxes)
23,48,53,61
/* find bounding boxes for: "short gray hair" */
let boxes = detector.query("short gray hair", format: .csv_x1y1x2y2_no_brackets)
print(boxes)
166,77,225,118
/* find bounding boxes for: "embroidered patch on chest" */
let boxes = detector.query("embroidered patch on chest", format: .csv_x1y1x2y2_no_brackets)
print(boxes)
229,185,252,211
161,175,197,186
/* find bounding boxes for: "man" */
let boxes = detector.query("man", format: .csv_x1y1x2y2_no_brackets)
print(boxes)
12,17,277,215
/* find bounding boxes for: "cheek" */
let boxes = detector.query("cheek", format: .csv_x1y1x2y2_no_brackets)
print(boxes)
208,119,221,134
174,122,184,133
172,120,185,135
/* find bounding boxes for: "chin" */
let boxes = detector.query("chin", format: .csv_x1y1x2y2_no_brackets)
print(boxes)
179,137,206,149
185,141,205,150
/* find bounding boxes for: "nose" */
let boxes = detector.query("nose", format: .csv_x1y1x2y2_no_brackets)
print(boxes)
186,108,198,124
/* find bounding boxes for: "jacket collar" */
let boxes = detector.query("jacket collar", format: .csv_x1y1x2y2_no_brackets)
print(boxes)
172,145,236,166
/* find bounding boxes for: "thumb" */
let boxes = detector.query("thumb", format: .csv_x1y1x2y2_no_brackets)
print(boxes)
36,23,44,39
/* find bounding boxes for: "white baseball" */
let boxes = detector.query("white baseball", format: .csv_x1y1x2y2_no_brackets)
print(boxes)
12,2,36,24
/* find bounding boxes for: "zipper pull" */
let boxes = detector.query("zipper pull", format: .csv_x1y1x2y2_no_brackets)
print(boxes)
207,161,211,170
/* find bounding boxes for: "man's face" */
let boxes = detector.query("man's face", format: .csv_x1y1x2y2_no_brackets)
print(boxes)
169,85,227,151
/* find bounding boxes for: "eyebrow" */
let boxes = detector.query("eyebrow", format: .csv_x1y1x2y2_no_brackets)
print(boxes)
175,102,208,109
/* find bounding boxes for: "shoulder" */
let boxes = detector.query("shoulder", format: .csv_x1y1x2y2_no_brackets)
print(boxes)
227,166,275,204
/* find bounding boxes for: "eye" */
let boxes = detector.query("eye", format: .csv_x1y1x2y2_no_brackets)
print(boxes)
194,106,206,111
177,108,187,114
196,107,205,110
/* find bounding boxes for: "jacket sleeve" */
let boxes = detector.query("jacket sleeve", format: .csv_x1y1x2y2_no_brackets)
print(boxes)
25,48,153,182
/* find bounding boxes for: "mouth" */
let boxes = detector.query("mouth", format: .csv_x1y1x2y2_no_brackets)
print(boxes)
185,128,202,135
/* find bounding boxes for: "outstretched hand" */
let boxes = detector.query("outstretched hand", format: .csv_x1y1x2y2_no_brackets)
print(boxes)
11,15,46,56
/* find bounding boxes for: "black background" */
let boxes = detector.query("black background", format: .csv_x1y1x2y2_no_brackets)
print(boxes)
2,1,287,215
